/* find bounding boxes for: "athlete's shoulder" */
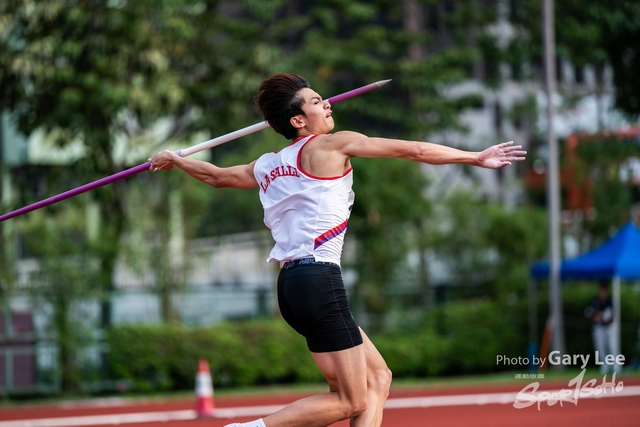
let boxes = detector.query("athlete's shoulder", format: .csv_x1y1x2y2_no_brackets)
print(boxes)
331,130,368,139
320,130,368,146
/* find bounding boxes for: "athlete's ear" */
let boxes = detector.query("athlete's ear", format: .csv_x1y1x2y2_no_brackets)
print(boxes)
290,114,305,129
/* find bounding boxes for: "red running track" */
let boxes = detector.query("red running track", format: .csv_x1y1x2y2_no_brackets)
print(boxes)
1,374,639,427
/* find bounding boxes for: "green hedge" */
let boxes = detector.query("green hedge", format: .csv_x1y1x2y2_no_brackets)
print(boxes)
107,287,639,392
107,320,324,391
107,301,524,392
372,326,451,377
374,298,527,377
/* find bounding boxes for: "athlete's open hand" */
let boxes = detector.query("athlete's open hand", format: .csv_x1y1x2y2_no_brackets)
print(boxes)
477,141,526,169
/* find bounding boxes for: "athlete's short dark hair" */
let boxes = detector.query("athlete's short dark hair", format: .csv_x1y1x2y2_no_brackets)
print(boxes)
255,73,310,140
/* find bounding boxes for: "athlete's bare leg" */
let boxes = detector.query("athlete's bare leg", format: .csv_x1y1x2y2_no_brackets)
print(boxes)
262,328,391,427
349,328,392,427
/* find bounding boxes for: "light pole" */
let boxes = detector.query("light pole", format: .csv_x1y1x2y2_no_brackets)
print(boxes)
543,0,565,359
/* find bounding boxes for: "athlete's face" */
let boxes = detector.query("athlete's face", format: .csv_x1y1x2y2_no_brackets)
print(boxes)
291,88,334,135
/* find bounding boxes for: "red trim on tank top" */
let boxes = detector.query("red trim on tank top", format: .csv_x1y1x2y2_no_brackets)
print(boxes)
293,135,308,144
272,135,310,154
297,135,353,180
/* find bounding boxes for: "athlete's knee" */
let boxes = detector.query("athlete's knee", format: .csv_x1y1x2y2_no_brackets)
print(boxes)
369,366,392,396
337,393,367,419
381,366,393,394
345,396,368,418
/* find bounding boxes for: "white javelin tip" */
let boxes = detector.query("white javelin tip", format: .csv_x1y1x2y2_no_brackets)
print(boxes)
376,79,392,87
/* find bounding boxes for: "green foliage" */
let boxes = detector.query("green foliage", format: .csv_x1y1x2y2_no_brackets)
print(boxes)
0,0,210,328
509,0,640,118
483,203,549,296
106,285,640,391
122,173,189,323
429,189,548,299
348,157,431,330
378,285,640,378
573,136,640,244
191,133,284,236
18,208,100,392
0,0,191,134
107,320,323,391
373,326,451,377
429,299,524,373
381,300,523,377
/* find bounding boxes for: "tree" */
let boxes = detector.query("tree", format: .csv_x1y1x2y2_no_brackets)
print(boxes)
508,0,640,119
348,157,431,331
0,0,202,328
19,209,99,393
429,189,548,301
572,134,640,244
508,0,640,255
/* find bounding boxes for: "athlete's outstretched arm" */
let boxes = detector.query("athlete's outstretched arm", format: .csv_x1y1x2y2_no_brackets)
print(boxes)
332,131,526,169
149,150,258,189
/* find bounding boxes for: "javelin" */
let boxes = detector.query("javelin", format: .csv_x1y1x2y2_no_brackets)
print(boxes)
0,79,391,222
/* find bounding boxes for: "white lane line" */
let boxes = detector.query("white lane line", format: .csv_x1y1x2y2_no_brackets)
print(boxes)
0,410,196,427
385,385,640,409
2,386,639,427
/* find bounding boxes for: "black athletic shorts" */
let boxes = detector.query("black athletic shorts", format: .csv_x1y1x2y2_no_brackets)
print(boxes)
277,258,363,353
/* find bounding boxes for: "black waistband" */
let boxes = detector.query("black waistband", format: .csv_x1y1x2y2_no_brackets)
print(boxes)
281,257,339,270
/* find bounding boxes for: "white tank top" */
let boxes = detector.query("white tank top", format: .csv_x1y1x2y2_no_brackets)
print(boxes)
254,134,354,266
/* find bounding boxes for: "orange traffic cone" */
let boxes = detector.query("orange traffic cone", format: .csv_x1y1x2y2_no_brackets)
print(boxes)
195,358,215,418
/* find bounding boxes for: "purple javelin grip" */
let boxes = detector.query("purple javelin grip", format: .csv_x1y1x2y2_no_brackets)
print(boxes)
0,79,390,222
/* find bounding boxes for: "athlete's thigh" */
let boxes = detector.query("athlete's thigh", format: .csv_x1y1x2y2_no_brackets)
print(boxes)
358,328,390,376
311,329,390,400
312,344,367,397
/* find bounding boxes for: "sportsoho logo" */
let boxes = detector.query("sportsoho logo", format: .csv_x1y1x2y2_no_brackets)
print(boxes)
513,369,624,410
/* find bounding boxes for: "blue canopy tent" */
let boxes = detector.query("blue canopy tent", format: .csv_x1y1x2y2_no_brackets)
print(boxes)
531,221,640,281
530,221,640,363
